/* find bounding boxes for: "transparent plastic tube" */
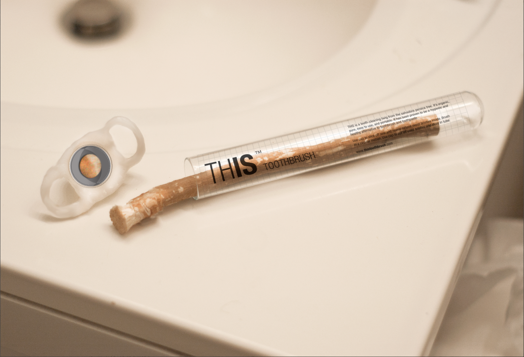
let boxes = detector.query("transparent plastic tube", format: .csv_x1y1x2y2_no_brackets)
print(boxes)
185,92,483,199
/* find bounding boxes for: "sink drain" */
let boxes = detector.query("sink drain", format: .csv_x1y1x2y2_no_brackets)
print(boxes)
64,0,123,38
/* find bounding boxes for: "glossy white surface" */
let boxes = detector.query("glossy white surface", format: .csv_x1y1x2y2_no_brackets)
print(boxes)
1,0,523,355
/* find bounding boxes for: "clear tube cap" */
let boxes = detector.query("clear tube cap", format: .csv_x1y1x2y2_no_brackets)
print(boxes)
461,91,484,129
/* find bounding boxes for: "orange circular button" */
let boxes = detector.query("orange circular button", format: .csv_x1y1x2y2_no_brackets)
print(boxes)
79,154,101,178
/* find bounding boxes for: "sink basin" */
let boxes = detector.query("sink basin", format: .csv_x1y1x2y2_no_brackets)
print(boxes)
2,0,495,109
3,0,376,108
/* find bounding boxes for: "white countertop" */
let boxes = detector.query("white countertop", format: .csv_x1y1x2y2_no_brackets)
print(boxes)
1,0,523,355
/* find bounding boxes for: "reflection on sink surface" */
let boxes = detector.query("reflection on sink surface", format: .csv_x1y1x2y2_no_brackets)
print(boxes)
1,0,497,109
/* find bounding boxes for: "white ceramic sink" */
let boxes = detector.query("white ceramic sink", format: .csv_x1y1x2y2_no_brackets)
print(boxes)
2,0,523,356
2,0,495,110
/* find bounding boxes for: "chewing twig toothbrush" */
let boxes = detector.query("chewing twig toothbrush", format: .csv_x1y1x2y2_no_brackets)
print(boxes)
110,92,483,234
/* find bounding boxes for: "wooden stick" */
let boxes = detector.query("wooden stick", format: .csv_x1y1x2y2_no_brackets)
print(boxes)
110,176,197,234
110,115,439,234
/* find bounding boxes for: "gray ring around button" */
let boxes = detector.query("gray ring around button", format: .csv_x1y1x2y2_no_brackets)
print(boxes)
70,146,112,186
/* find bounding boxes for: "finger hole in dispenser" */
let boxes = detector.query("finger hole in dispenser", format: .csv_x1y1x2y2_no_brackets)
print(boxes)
110,125,137,159
50,178,81,207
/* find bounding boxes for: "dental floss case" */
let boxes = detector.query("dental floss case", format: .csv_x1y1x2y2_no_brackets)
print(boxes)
41,116,145,218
